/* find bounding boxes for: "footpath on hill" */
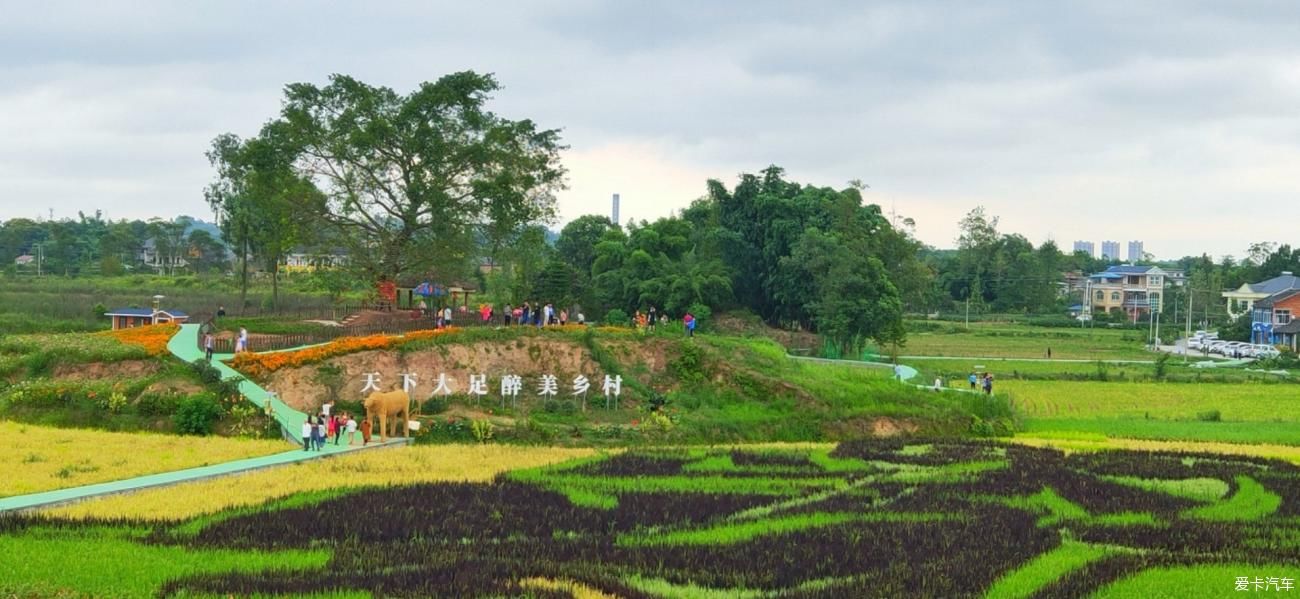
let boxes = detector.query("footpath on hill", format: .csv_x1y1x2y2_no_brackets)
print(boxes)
0,324,404,513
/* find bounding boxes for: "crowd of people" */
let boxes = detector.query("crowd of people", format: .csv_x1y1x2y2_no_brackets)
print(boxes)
409,300,700,337
302,400,371,451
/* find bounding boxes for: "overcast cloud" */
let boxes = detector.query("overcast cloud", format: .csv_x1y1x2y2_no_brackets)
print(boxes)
1,1,1298,259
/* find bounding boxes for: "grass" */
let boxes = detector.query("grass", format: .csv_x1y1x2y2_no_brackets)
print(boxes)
1093,563,1300,598
42,444,597,520
984,540,1115,599
1185,476,1282,521
0,420,287,498
0,526,329,599
1012,435,1300,465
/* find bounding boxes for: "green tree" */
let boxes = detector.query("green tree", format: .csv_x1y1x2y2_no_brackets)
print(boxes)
264,72,566,283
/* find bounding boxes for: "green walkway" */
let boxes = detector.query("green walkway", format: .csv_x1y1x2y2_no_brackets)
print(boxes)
0,324,406,513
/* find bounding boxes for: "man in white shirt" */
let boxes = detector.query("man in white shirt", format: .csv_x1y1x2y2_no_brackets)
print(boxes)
346,415,358,445
301,420,313,451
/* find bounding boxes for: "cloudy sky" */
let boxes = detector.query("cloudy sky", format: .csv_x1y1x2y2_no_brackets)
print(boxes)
2,1,1298,259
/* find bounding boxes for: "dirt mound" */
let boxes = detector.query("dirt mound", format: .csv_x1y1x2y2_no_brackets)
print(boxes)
265,338,616,413
51,360,160,381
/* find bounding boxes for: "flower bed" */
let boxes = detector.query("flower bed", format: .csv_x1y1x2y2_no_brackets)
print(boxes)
97,323,179,356
227,327,458,378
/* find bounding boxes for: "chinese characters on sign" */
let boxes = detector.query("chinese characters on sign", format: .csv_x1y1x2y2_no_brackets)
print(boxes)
1236,576,1295,591
356,372,624,409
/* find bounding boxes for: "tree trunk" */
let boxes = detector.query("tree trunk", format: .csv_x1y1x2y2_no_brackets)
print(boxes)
239,232,249,312
271,256,280,311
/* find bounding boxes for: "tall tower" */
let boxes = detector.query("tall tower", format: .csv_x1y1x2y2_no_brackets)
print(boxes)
612,193,620,225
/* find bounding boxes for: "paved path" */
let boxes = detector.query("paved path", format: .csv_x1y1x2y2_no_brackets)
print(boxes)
895,355,1156,364
0,324,406,513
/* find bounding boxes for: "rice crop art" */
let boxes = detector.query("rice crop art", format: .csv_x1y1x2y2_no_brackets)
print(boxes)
7,440,1300,598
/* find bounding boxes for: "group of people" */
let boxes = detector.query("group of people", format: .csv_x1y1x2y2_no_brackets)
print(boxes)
503,302,581,327
200,324,248,360
302,400,370,451
968,372,995,395
635,307,697,336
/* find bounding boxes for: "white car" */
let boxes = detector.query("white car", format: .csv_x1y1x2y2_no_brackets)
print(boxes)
1252,344,1281,359
1207,340,1229,354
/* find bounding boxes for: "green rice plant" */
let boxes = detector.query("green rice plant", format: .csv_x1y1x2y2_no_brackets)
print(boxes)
618,511,954,547
883,459,1008,483
1101,476,1230,503
0,526,328,598
1093,563,1300,598
1185,476,1281,521
983,540,1115,599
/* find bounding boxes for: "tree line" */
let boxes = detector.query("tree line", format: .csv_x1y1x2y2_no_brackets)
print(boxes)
5,71,1297,347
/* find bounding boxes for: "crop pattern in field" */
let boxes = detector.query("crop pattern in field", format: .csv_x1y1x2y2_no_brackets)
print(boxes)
5,440,1300,598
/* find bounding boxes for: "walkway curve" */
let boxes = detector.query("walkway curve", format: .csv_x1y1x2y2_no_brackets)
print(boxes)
0,324,405,513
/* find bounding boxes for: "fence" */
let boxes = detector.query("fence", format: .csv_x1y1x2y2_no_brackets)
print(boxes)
197,311,497,354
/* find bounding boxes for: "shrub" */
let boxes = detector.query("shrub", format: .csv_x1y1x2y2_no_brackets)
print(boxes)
1153,352,1170,380
604,309,628,326
1197,409,1222,422
421,397,449,415
685,302,712,329
173,393,223,435
136,392,182,417
470,419,495,444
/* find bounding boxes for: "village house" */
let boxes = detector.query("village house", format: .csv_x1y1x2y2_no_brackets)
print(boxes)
104,296,189,330
1086,264,1166,321
1222,272,1300,320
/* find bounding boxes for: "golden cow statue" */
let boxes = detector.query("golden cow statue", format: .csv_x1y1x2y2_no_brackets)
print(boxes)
364,389,411,440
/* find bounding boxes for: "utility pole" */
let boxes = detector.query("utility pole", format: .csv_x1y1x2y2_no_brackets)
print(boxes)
965,293,970,330
1185,285,1193,363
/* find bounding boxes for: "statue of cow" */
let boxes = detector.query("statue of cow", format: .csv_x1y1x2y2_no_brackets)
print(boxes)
363,389,411,441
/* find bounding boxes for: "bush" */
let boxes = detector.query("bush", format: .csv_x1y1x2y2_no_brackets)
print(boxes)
1197,409,1222,422
420,397,449,415
604,309,628,326
685,302,712,330
136,392,182,417
173,394,223,435
470,419,495,443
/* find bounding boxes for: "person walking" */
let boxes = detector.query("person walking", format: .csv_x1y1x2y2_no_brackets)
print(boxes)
301,419,312,452
326,413,337,446
346,414,358,445
443,306,453,325
1046,347,1052,359
235,327,248,353
684,312,696,337
983,374,994,396
316,417,328,451
577,311,585,325
521,303,531,326
203,332,214,361
503,303,513,326
933,376,943,391
360,417,372,446
559,309,568,326
968,372,978,391
648,306,657,332
893,364,903,381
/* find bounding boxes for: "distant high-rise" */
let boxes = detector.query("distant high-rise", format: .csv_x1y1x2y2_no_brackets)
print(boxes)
1127,240,1145,262
1072,240,1095,257
612,193,620,225
1101,241,1120,261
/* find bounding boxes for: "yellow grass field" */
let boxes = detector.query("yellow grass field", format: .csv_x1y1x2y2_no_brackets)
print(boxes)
1,421,287,498
45,444,599,521
1012,435,1300,464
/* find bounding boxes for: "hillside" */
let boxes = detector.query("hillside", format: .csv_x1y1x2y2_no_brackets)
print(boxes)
232,327,1012,445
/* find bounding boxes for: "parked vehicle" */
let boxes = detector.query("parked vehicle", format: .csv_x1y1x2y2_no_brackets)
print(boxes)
1251,344,1281,359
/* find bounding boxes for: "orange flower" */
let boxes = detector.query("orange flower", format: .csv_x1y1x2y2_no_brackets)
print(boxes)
98,323,178,356
229,327,459,378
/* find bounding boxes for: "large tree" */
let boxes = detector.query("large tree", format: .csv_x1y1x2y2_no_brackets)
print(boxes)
266,72,566,283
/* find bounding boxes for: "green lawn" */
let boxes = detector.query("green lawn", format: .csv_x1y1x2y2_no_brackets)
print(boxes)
1094,564,1300,598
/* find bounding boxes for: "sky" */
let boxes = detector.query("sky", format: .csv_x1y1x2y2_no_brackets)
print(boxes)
1,1,1298,260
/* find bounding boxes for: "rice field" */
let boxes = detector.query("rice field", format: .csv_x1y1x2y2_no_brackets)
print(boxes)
0,421,287,498
1004,380,1300,423
44,444,599,521
7,440,1300,597
900,324,1150,360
